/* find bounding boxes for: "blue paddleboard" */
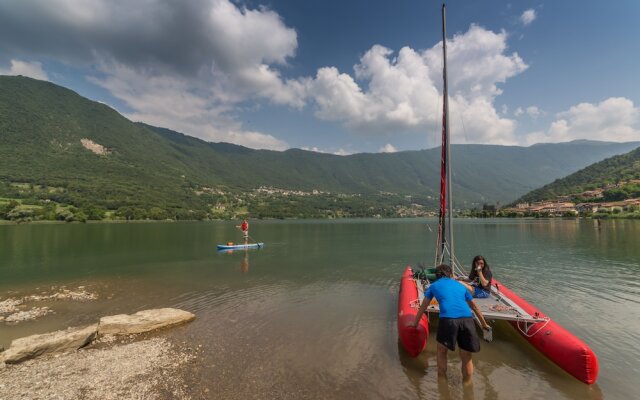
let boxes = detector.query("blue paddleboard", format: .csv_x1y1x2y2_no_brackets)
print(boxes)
217,243,264,250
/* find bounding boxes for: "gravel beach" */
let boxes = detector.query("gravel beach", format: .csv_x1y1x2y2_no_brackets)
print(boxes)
0,336,196,400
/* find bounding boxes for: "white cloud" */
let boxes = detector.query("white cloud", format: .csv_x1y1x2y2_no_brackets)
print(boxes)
300,146,352,156
0,1,536,149
205,0,306,107
89,61,288,150
520,9,536,26
379,144,397,153
525,97,640,144
449,95,517,144
333,148,352,156
223,129,288,151
307,25,527,144
526,106,541,117
514,106,541,118
0,59,49,80
0,0,300,150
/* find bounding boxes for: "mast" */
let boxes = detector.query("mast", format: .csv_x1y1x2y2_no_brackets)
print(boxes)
438,3,454,266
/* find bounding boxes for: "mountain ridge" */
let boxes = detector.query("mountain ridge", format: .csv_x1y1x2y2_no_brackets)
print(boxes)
1,75,639,220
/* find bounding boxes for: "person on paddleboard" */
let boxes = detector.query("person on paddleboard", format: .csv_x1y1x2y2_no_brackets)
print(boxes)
236,219,249,244
409,264,491,383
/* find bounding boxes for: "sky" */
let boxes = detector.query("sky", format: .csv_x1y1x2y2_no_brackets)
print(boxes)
1,0,639,154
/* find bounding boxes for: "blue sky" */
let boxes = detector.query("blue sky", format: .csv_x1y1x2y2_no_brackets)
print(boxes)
1,0,638,154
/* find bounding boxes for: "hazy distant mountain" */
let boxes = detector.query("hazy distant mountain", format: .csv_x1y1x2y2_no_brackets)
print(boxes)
1,75,639,216
141,124,640,206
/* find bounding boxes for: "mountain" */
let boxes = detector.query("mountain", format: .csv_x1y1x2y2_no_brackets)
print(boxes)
1,75,639,219
513,146,640,204
136,126,640,206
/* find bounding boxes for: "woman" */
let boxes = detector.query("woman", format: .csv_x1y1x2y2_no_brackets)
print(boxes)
236,219,249,244
459,255,493,298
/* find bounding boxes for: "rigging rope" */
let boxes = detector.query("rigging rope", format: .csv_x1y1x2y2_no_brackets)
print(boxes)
516,316,551,338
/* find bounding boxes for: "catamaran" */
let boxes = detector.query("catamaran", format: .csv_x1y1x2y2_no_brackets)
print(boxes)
397,4,598,385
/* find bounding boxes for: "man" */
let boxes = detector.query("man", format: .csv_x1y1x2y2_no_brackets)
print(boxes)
236,219,249,244
409,264,491,383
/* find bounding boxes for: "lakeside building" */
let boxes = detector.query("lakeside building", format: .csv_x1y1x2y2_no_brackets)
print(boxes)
504,197,640,216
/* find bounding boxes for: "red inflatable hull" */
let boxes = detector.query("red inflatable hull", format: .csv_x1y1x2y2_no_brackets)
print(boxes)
494,279,599,384
397,266,429,357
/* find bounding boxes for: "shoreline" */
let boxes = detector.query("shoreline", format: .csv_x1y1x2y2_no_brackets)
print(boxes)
2,214,640,226
0,334,197,399
1,286,199,399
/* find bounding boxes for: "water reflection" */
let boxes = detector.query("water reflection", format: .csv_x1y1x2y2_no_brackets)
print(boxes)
217,248,253,273
398,341,429,398
437,378,478,400
240,251,249,273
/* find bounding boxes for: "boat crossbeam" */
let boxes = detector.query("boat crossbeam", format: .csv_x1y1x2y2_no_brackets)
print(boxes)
416,277,547,324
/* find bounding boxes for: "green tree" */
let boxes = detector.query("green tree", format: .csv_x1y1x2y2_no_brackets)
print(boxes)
148,207,168,220
84,206,106,220
603,189,627,201
0,200,20,219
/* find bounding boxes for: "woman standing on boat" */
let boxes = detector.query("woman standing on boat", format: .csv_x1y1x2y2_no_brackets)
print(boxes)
459,255,493,298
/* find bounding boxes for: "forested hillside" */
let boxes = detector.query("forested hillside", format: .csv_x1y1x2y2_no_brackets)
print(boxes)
1,75,639,221
514,146,640,204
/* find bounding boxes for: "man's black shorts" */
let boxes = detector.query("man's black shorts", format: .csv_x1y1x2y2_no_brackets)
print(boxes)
436,317,480,352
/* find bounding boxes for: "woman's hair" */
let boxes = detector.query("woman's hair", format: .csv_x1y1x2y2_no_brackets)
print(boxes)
469,255,491,279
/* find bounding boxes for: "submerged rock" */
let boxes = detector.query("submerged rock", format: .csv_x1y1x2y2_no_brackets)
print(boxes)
0,308,195,365
5,307,53,323
98,308,196,335
1,324,98,364
1,287,98,325
25,288,98,302
0,298,23,315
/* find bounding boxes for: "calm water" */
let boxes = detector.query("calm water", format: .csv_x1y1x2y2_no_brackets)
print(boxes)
1,219,638,399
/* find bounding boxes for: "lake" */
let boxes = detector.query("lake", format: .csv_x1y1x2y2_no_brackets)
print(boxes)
1,218,638,399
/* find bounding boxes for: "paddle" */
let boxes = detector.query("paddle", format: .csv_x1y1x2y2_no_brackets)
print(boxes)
471,312,493,342
483,326,493,342
248,234,262,248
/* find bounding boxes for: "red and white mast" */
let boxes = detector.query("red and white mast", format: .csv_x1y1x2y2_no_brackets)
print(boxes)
436,3,454,267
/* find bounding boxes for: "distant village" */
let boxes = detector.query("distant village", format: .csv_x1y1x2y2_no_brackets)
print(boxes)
499,180,640,217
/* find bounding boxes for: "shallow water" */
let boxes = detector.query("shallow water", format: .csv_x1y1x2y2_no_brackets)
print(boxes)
1,218,638,399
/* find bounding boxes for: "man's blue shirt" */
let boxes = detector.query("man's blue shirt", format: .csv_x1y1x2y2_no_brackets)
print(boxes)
424,277,473,318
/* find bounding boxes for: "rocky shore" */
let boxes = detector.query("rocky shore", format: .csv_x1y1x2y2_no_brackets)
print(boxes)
0,308,197,399
0,336,196,399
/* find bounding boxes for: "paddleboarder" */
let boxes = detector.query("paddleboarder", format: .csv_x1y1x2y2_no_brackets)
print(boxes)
236,219,249,244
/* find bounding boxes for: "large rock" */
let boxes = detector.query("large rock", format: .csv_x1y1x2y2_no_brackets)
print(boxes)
98,308,195,335
1,324,98,364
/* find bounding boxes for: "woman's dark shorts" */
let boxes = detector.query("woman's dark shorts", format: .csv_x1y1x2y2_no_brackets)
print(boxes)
436,317,480,352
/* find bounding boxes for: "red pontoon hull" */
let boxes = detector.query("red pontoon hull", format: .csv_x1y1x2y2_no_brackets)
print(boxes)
397,266,429,357
494,279,599,384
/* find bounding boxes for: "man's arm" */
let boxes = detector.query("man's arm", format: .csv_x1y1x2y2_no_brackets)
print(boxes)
467,300,490,330
408,297,430,327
